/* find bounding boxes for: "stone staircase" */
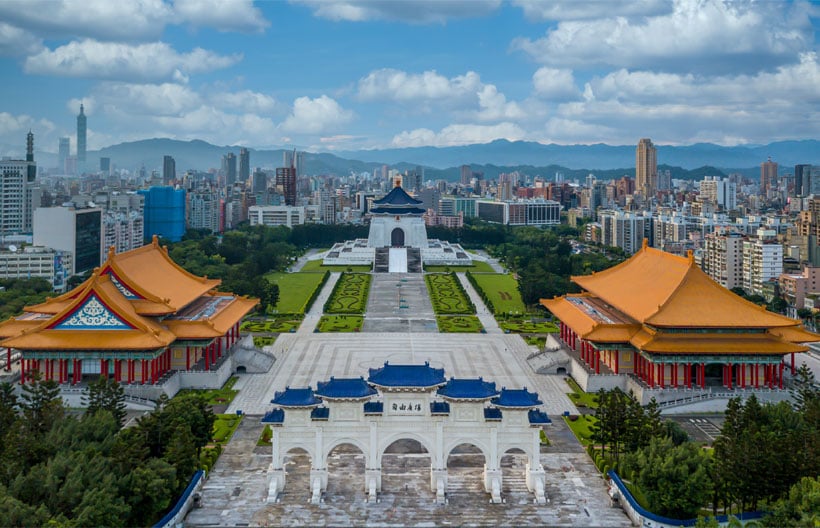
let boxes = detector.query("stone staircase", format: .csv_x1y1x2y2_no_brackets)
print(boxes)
374,247,389,273
407,247,422,273
527,349,570,374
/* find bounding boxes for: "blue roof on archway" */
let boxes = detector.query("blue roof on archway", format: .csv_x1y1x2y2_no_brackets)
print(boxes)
492,388,543,408
271,387,322,407
316,377,377,399
368,361,446,388
437,378,498,400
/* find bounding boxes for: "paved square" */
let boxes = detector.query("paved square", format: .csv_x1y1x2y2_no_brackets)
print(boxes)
186,273,632,527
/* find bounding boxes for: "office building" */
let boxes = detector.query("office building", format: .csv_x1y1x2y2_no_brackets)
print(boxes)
0,246,72,291
794,164,811,197
188,190,221,233
599,210,648,255
743,237,783,296
276,166,297,206
77,104,86,172
239,148,250,184
760,157,778,196
635,138,657,198
700,176,737,210
701,231,744,289
58,137,70,173
283,150,304,177
163,155,176,185
138,186,186,242
0,133,39,236
248,205,307,228
34,205,102,275
223,153,237,186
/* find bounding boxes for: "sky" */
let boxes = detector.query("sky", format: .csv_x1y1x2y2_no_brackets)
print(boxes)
0,0,817,156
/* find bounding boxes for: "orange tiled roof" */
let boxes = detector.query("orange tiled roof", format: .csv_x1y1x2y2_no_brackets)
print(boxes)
768,325,820,343
101,236,221,314
630,329,807,355
540,296,640,342
1,273,175,351
572,243,805,329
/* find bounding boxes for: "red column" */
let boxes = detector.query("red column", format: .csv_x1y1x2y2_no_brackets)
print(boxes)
20,358,26,385
218,338,222,358
614,351,619,374
648,360,654,388
5,347,10,371
740,364,745,389
779,363,784,389
75,359,82,384
700,363,706,389
791,352,795,372
186,347,190,370
671,363,677,388
126,360,132,384
686,362,692,389
595,349,600,374
658,363,664,388
204,345,210,370
728,363,733,389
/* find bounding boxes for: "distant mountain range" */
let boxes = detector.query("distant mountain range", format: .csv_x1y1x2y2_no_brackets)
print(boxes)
24,137,820,182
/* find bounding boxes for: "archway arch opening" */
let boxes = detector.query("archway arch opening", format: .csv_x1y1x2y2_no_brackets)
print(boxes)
446,443,486,502
501,448,530,496
282,447,312,503
381,438,432,501
391,227,405,247
325,442,366,501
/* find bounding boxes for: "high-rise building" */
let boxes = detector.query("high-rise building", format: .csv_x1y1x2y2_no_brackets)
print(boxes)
137,186,186,242
58,137,70,173
188,190,221,233
222,153,237,186
700,176,737,210
795,164,811,197
239,147,250,184
276,166,297,206
34,205,102,275
743,237,783,296
460,165,472,185
77,104,86,173
252,168,268,193
635,138,657,198
599,210,648,254
283,150,304,177
99,157,111,176
0,133,39,236
701,231,744,289
163,155,176,185
760,157,778,196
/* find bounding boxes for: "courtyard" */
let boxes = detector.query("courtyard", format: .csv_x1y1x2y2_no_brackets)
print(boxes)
184,269,631,527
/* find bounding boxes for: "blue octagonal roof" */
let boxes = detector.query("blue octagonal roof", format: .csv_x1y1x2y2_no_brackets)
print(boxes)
372,185,422,206
368,361,446,388
491,387,543,408
437,378,498,400
261,409,284,424
271,387,322,407
528,409,552,425
316,377,377,400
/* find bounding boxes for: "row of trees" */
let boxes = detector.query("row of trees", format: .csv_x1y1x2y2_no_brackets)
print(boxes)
0,375,214,527
590,365,819,522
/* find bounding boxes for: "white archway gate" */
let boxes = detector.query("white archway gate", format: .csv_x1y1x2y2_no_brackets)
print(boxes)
262,364,551,505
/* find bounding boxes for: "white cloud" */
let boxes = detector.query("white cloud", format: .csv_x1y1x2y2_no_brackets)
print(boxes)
0,22,42,56
173,0,269,33
293,0,501,23
281,95,354,134
24,40,241,81
474,85,527,122
0,0,172,41
391,122,526,147
0,112,58,156
96,83,203,116
513,0,814,73
358,69,481,102
513,0,671,21
532,67,580,100
210,90,278,114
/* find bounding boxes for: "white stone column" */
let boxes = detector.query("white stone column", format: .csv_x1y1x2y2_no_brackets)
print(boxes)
430,421,447,492
366,422,381,498
484,427,502,503
267,428,286,503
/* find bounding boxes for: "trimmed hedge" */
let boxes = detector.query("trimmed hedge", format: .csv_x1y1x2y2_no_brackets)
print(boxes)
323,272,371,314
303,270,330,313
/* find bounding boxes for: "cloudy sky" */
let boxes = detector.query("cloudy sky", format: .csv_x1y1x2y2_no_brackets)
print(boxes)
0,0,817,155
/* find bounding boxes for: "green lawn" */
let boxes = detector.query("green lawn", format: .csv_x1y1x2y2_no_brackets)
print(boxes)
177,376,239,406
212,413,243,443
524,335,547,347
324,273,371,314
241,316,303,333
563,414,597,446
424,260,495,273
425,273,475,314
316,315,364,332
253,336,276,347
565,377,599,408
264,272,327,313
500,319,558,333
469,273,527,314
300,259,372,272
437,315,484,333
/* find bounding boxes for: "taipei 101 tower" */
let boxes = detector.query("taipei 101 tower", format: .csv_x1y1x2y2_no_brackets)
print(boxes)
77,104,86,173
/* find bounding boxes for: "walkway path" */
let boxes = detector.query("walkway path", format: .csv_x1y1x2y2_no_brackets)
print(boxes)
457,272,503,334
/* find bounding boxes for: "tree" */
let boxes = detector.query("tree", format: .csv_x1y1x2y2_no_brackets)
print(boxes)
0,382,18,435
763,476,820,527
625,436,713,519
790,363,818,413
19,372,64,436
83,377,127,428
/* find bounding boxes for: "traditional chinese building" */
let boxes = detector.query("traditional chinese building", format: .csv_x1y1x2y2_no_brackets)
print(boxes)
262,362,551,505
0,236,258,385
541,241,819,398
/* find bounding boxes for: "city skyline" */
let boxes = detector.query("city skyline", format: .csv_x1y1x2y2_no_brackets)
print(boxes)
0,0,817,157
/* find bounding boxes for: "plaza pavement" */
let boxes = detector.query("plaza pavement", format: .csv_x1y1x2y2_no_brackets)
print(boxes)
191,271,631,527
